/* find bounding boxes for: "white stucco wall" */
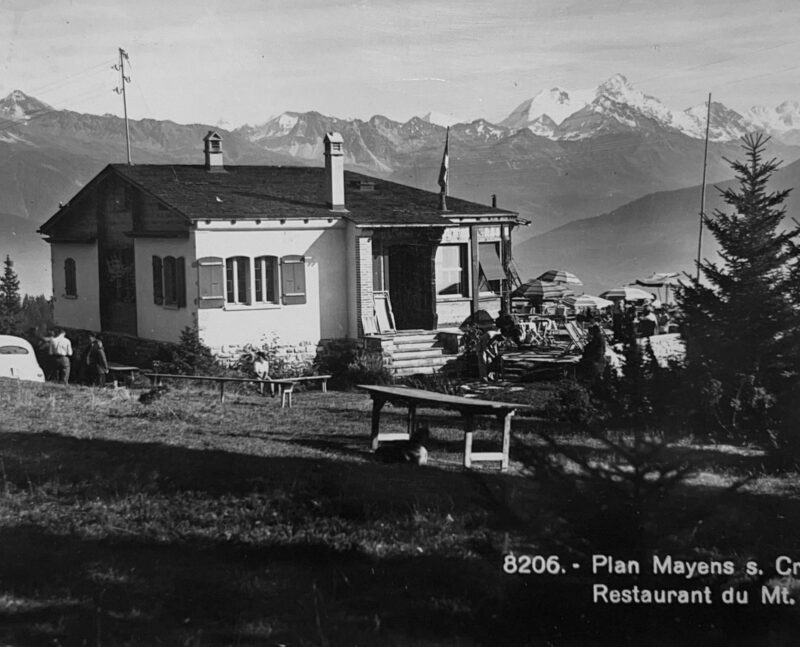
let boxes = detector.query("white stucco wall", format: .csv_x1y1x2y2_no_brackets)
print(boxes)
346,221,358,338
194,221,348,350
134,237,196,343
51,242,101,331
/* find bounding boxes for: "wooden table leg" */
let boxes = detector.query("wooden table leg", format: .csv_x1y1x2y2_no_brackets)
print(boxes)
322,379,327,393
463,413,474,468
370,397,386,450
501,410,514,471
218,380,225,403
406,403,417,439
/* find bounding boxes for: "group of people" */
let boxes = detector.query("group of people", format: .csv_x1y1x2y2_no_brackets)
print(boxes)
36,329,109,386
611,302,676,343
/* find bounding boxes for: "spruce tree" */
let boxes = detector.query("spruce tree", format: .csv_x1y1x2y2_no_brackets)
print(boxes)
678,134,800,445
0,255,21,334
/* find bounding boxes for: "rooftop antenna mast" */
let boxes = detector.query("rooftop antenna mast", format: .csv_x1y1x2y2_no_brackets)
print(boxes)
113,48,132,165
695,92,712,281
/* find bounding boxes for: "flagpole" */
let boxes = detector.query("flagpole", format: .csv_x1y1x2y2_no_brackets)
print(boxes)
696,92,712,281
438,127,449,211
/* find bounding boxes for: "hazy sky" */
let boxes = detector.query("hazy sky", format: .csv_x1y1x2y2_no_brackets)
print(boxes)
1,0,798,127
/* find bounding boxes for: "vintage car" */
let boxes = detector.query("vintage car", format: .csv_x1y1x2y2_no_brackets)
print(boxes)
0,335,46,382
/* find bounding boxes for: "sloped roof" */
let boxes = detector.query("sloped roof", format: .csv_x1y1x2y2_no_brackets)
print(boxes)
106,164,517,226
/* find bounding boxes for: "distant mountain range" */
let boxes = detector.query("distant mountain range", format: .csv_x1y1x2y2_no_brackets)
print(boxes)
498,74,800,143
1,75,799,297
516,156,800,297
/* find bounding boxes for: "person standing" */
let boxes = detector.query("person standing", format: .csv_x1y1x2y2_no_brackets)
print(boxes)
38,329,55,381
639,307,658,338
85,333,109,387
49,328,73,385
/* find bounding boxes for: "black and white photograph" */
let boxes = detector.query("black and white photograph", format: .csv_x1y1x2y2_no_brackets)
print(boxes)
1,0,799,644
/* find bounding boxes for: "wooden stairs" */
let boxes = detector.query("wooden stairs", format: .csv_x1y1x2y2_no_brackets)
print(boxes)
380,330,461,377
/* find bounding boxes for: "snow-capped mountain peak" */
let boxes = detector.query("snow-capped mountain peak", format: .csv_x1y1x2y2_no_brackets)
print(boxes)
420,111,465,128
745,100,800,132
595,73,634,97
592,74,678,130
500,85,592,130
239,111,301,141
678,101,753,142
0,90,52,121
500,73,783,143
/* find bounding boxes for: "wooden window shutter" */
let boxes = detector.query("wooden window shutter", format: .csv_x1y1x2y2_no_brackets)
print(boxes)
176,257,186,308
280,255,306,305
152,256,163,305
64,258,77,297
163,256,177,305
196,256,225,308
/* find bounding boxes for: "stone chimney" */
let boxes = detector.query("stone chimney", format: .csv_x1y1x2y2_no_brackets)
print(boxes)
323,132,346,211
203,131,224,172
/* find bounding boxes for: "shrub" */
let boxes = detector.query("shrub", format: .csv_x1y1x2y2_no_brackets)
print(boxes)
153,326,218,376
401,373,461,395
344,350,392,386
543,379,602,429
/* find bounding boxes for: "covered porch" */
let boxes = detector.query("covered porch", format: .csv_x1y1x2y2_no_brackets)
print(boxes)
352,221,516,375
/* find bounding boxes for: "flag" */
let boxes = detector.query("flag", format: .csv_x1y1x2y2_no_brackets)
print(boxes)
438,127,449,196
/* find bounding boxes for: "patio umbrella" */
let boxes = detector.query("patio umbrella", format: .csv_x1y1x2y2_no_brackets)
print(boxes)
535,269,583,285
563,294,614,309
634,272,682,287
599,286,655,302
511,279,574,301
634,272,686,304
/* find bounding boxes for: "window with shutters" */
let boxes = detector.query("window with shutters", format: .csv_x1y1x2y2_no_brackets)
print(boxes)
197,257,225,308
280,255,306,305
254,256,279,304
152,255,186,308
64,258,77,297
225,256,250,304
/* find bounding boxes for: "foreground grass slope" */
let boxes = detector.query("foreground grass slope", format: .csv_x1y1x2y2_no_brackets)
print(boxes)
1,378,800,646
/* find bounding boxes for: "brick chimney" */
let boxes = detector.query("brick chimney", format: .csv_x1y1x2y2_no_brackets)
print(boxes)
323,132,346,211
203,131,224,172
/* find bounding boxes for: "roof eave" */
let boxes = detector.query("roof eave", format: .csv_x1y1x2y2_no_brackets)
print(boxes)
38,164,116,235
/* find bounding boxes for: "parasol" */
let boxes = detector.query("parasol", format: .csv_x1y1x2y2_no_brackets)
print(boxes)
535,269,583,285
599,286,655,302
512,279,574,301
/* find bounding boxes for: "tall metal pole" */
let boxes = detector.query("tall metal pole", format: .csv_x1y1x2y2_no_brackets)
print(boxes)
113,48,132,165
696,92,712,281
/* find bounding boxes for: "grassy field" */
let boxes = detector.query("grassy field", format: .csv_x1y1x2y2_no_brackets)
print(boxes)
1,377,800,646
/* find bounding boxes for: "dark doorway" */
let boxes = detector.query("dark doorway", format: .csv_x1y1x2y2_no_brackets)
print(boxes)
387,244,436,330
99,248,138,335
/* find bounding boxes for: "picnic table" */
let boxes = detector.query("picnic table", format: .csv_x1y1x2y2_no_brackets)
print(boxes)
107,362,140,387
358,384,539,471
145,373,331,408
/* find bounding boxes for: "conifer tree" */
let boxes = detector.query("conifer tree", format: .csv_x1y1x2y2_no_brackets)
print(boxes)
678,134,800,445
0,255,21,334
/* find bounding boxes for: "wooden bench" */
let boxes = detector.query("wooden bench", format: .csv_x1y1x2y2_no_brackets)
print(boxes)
145,373,331,408
358,384,539,471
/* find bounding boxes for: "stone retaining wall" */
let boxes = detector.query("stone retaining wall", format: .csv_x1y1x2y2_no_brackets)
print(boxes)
58,328,392,378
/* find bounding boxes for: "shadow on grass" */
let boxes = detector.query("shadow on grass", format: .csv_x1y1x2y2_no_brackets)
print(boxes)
0,524,506,647
2,427,800,644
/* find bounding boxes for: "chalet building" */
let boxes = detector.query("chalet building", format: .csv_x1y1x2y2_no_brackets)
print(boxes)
38,132,526,374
